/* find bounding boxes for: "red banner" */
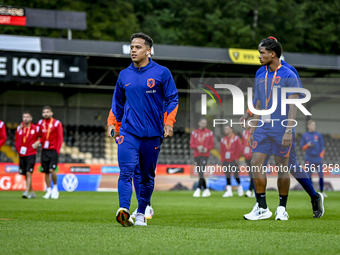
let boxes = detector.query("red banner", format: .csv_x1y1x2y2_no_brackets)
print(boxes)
0,15,26,26
0,173,45,191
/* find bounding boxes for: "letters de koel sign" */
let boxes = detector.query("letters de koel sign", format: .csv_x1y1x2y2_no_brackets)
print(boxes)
0,52,87,84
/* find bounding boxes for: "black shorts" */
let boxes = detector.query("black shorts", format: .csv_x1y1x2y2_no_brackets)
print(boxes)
223,161,239,173
194,156,209,173
19,155,36,176
41,149,58,173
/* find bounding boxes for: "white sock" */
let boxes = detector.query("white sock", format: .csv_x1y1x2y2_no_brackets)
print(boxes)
53,185,58,191
46,187,51,193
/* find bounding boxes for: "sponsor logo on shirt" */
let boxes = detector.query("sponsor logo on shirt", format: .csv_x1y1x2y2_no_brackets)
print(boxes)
146,90,156,93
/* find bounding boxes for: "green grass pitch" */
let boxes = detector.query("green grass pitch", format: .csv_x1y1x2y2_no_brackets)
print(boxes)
1,191,340,255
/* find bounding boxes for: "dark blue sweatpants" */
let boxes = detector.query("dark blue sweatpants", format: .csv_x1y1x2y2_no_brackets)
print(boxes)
117,130,161,214
305,163,324,192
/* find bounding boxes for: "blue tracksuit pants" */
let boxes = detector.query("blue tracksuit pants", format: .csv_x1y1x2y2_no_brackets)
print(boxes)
117,129,161,214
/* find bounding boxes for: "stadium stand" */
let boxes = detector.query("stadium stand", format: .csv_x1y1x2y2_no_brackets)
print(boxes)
61,125,107,164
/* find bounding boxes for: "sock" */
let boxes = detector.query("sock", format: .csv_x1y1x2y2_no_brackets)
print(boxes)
249,178,254,191
148,202,151,206
279,195,288,208
235,178,241,184
252,180,257,197
311,192,319,202
203,179,207,189
256,193,267,209
46,187,51,193
198,178,206,189
319,178,324,192
53,185,58,191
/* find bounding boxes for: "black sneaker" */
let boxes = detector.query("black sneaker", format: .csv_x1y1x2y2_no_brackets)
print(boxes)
312,192,324,218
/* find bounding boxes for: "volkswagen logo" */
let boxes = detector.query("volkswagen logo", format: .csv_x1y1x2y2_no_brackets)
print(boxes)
62,174,78,192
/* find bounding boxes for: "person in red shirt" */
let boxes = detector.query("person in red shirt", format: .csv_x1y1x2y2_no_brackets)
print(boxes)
34,106,63,200
190,118,214,197
0,120,7,149
241,120,255,198
15,111,39,199
220,125,243,197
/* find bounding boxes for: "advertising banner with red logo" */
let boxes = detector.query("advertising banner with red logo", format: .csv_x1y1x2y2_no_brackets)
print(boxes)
0,173,45,191
1,163,338,192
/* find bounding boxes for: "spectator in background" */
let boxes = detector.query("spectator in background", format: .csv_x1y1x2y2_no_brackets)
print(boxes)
15,111,39,199
190,118,214,197
0,120,6,149
241,120,255,198
33,106,63,200
301,120,326,197
220,125,243,197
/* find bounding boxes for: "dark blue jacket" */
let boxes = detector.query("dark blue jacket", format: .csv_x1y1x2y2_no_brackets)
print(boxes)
112,59,179,138
301,131,325,164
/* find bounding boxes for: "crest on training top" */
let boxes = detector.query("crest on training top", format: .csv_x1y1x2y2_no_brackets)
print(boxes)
275,76,281,84
147,78,155,88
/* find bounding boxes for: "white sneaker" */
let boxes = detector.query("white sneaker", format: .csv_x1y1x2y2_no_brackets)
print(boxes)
43,191,52,199
135,213,147,226
202,188,211,197
193,188,201,197
131,208,138,219
116,208,134,227
22,191,28,199
275,206,289,220
244,203,273,220
51,189,59,199
238,185,244,197
245,190,252,197
27,193,36,199
222,185,233,197
322,192,328,198
145,205,154,219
